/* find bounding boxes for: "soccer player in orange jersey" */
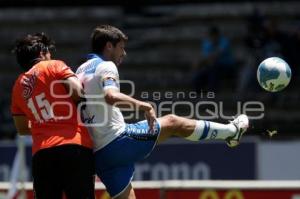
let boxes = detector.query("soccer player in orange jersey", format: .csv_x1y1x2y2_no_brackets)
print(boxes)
11,33,95,199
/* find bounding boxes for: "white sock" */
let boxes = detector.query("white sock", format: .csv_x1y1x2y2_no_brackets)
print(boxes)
185,120,237,141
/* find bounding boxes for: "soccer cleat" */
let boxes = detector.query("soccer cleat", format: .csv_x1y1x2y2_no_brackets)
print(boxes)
226,114,249,147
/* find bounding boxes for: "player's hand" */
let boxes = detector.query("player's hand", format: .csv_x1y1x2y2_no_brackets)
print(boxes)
144,106,156,132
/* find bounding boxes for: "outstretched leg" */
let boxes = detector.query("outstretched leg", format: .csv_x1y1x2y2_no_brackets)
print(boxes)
157,114,249,147
157,114,196,142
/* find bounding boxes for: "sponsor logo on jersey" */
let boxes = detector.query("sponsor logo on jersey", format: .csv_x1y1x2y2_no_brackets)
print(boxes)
21,70,38,100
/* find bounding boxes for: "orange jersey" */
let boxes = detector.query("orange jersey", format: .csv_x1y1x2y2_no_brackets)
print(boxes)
11,60,92,154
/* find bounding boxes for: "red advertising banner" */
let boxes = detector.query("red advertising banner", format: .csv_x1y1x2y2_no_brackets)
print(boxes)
0,189,162,199
3,188,300,199
165,190,300,199
94,189,161,199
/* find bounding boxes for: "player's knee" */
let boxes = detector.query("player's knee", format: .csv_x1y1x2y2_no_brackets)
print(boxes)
164,114,179,127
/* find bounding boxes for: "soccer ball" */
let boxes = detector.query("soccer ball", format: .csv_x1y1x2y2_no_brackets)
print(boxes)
257,57,292,92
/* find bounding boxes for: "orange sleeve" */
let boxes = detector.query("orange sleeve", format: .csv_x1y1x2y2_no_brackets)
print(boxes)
52,60,75,80
11,83,25,115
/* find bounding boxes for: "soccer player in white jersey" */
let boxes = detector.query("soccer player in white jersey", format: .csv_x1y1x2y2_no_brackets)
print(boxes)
76,25,249,199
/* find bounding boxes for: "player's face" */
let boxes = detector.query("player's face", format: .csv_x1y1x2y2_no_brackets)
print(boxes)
111,40,126,66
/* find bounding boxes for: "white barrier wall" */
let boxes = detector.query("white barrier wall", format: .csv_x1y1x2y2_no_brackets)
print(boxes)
1,181,300,199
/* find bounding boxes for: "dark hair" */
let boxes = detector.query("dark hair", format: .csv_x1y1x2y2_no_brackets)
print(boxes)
12,32,55,71
91,25,128,54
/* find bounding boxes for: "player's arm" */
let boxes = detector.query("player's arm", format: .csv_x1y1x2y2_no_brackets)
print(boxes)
12,115,31,135
11,84,31,135
104,87,152,111
103,78,156,130
63,76,85,104
52,60,85,104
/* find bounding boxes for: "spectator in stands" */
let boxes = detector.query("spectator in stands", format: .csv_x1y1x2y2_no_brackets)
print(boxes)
192,25,235,92
237,17,289,96
236,13,265,96
11,33,95,199
261,19,286,58
281,23,300,79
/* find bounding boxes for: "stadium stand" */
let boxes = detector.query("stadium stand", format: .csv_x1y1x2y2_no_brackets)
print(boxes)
1,2,300,139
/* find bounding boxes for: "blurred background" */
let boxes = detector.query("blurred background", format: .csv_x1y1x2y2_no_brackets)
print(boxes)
0,0,300,185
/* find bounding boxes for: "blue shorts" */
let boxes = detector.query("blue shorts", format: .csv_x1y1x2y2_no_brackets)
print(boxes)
94,120,161,198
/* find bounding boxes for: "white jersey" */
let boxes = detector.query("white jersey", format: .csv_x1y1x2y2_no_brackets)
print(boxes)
76,54,125,151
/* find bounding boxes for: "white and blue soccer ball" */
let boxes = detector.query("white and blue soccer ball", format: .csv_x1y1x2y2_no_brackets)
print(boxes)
257,57,292,92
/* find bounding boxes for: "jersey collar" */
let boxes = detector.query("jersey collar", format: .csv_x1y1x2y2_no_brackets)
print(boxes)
87,53,104,61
